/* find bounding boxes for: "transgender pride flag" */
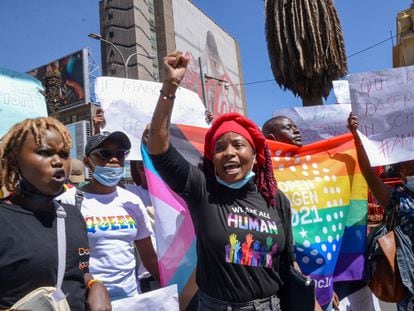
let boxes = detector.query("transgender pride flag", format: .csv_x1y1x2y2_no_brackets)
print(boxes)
141,124,206,309
143,125,367,308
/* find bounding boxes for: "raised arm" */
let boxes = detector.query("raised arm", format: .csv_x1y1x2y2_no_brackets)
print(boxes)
347,112,391,207
92,108,106,135
148,51,189,155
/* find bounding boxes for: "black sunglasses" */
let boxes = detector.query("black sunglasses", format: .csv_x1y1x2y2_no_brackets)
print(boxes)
92,148,130,160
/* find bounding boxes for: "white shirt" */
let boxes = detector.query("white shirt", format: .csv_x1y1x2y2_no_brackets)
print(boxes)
58,186,153,299
124,184,156,280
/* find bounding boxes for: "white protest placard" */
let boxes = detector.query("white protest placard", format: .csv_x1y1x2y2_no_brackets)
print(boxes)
0,68,47,137
332,80,351,105
94,77,208,160
271,104,351,145
111,284,179,311
348,65,414,166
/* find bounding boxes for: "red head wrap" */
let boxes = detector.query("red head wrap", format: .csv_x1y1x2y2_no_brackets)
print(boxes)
204,113,266,168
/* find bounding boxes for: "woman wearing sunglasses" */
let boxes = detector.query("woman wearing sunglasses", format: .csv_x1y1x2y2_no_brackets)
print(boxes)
58,131,159,301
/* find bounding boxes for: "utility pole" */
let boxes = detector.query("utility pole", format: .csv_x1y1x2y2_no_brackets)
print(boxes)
88,33,155,79
198,57,208,110
198,56,230,115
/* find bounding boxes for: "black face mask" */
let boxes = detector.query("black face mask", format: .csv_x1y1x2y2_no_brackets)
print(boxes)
17,177,63,201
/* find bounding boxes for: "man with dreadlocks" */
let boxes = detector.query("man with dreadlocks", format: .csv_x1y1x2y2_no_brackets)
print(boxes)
0,117,111,310
147,51,296,310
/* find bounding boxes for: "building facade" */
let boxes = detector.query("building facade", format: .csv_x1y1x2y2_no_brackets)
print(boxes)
99,0,247,116
393,2,414,67
27,0,247,134
99,0,159,80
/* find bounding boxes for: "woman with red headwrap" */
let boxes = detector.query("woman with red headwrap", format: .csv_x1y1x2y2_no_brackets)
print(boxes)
148,51,295,310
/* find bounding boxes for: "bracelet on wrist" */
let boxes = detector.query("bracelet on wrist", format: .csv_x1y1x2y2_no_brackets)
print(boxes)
87,279,103,290
160,89,176,100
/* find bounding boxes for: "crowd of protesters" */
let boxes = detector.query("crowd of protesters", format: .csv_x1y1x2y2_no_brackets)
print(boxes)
0,50,413,311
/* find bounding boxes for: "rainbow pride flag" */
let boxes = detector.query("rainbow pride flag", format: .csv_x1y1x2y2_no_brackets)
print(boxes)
268,133,368,306
143,125,367,308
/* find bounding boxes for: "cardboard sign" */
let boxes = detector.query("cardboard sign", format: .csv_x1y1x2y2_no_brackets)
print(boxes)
93,77,208,160
333,80,351,105
271,104,351,145
348,65,414,166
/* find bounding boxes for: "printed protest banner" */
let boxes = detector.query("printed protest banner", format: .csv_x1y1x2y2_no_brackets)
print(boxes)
272,104,351,144
93,77,208,160
142,123,367,308
0,68,47,137
348,65,414,166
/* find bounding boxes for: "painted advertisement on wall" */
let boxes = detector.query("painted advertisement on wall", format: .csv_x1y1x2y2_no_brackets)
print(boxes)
172,0,246,117
27,48,89,111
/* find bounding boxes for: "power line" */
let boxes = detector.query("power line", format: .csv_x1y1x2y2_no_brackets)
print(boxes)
345,33,397,59
233,33,399,87
187,33,400,88
243,79,275,85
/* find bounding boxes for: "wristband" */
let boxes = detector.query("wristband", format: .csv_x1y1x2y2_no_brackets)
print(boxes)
87,279,103,289
160,89,176,100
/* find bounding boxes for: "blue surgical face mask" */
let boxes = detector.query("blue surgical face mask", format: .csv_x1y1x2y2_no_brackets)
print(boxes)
405,176,414,192
93,166,124,187
216,170,255,189
215,154,257,190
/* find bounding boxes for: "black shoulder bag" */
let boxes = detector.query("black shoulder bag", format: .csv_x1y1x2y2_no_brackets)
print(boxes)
276,192,316,311
366,199,414,302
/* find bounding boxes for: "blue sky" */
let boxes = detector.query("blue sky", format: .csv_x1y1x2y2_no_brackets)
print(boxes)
0,0,412,126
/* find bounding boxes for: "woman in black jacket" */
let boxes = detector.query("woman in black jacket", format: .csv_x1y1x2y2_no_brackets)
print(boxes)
0,117,111,310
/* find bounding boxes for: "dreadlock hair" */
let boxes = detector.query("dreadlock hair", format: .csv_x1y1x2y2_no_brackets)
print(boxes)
0,117,72,192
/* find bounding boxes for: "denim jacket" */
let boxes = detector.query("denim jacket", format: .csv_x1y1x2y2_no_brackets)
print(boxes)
389,187,414,295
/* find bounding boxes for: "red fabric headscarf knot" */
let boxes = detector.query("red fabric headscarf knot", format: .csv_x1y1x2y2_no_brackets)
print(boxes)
204,113,266,168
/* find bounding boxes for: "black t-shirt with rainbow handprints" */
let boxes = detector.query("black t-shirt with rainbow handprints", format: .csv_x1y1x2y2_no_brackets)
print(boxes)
152,145,293,302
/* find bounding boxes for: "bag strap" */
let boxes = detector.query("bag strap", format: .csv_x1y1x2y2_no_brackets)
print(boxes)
75,188,84,211
275,194,293,267
53,201,67,301
385,202,398,231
